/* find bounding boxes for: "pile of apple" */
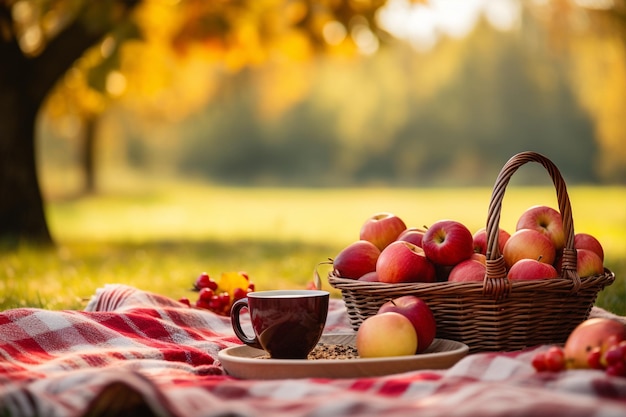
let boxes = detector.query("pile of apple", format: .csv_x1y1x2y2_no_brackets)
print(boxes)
332,205,606,284
356,295,437,357
179,271,255,315
532,317,626,377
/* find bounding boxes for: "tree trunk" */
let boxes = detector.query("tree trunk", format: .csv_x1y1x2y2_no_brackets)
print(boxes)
0,1,141,248
0,34,52,248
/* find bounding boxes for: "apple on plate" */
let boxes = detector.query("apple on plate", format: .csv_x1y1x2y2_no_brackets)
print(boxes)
507,258,559,280
360,212,407,251
333,240,381,279
564,317,626,369
472,227,510,256
576,248,604,277
448,258,487,283
422,220,474,266
516,205,565,251
502,228,556,269
356,312,418,358
574,233,605,262
396,227,426,247
378,296,437,353
376,241,436,283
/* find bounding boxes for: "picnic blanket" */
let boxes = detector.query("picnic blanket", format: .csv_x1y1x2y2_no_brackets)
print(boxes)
1,284,625,417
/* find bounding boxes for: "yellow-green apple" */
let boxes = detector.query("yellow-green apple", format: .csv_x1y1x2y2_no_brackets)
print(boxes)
448,259,486,283
333,240,380,279
378,296,437,353
502,228,556,269
396,227,426,247
576,248,604,277
472,227,510,256
376,241,436,283
358,271,380,282
422,220,474,266
516,205,565,251
507,258,559,280
574,233,604,262
360,212,407,251
564,317,626,369
356,312,418,358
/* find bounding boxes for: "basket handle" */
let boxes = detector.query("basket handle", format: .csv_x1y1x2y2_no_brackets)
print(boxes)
483,151,580,299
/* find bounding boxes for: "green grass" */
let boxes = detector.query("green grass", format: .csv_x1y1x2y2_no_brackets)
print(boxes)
1,181,625,315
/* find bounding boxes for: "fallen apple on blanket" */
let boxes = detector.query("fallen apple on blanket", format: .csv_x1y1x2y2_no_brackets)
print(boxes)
532,317,626,376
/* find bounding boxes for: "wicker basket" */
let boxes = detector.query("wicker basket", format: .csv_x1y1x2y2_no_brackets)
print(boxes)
328,151,615,352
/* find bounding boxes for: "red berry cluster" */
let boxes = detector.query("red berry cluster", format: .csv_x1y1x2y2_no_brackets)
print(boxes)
532,346,566,372
532,338,626,377
179,271,255,316
588,338,626,377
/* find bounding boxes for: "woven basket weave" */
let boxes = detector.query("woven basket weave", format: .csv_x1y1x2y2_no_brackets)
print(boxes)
328,151,615,352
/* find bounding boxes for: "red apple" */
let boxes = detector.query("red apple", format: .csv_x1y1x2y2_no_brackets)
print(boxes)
358,271,380,282
447,259,486,283
470,252,487,265
516,205,565,251
502,228,556,269
574,233,604,262
376,241,436,283
507,258,559,280
356,312,418,358
378,295,437,353
360,212,407,251
396,227,426,247
472,227,510,256
333,240,380,279
564,317,626,369
576,248,604,277
422,220,474,266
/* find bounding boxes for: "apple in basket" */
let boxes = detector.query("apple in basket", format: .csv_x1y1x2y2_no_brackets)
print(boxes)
448,258,487,283
376,241,436,283
574,233,605,262
356,312,418,358
360,212,407,251
502,229,556,269
472,227,510,256
333,240,380,279
396,227,426,247
516,205,565,251
564,318,626,369
422,220,474,266
378,295,437,353
507,258,559,280
575,248,604,277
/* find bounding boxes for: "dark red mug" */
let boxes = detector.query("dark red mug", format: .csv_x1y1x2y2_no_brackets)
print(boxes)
230,290,329,359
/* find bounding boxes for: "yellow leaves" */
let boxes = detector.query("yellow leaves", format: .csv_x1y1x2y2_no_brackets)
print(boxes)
216,272,250,299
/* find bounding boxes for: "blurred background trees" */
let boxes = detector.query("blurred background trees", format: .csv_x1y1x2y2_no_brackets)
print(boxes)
2,0,626,246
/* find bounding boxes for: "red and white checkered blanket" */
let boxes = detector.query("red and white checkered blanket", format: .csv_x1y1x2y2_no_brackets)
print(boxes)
1,284,625,417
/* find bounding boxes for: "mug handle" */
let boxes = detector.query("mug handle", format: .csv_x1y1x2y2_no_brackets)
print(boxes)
230,298,263,349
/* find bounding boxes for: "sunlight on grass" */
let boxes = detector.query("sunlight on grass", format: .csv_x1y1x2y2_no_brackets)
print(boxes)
2,183,624,314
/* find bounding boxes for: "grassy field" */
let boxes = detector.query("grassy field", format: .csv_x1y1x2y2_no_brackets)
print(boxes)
1,180,625,315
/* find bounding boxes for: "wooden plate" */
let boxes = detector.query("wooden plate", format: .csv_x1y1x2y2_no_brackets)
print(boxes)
217,333,469,380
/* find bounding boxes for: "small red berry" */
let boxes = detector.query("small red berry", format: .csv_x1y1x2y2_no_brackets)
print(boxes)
606,361,626,377
194,272,218,291
198,287,215,302
247,282,255,292
178,298,191,307
587,347,604,370
233,287,247,301
545,346,566,372
532,352,548,372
